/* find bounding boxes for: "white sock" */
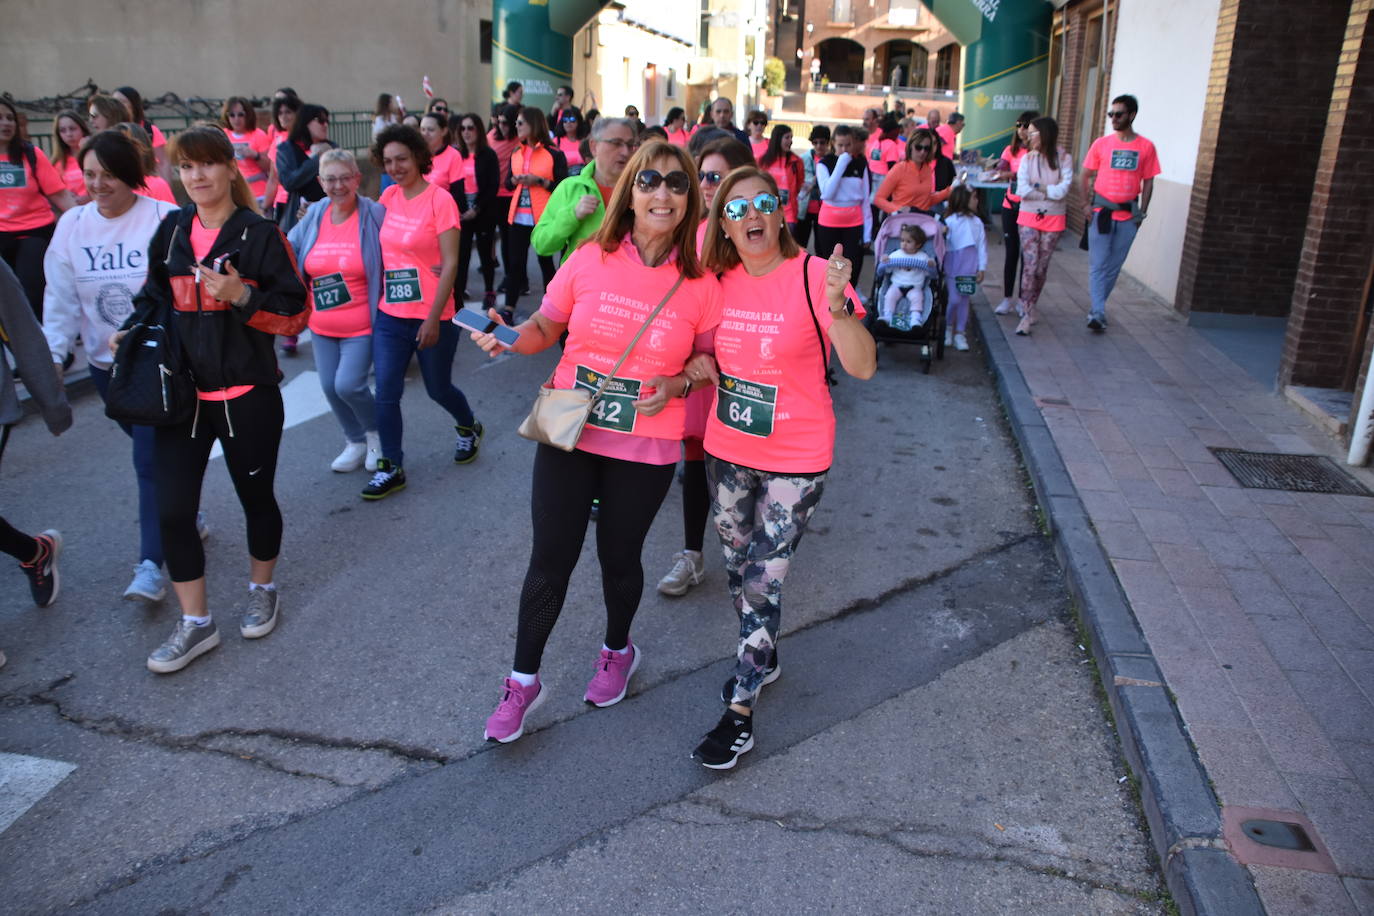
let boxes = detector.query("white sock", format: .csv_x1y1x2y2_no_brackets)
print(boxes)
184,614,212,627
602,643,630,655
510,670,538,687
250,582,276,592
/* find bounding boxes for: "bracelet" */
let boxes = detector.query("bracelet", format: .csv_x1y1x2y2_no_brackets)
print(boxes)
233,286,252,309
682,377,692,398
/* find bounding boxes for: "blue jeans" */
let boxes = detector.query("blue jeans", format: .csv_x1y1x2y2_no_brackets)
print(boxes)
312,333,377,442
372,309,475,467
1088,216,1140,321
89,364,163,566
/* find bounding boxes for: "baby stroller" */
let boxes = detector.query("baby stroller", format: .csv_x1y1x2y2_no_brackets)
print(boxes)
867,210,947,373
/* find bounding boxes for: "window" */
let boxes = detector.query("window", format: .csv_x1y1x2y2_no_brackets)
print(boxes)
831,0,852,23
700,0,710,51
1075,14,1105,166
935,44,956,90
667,68,678,97
479,20,492,64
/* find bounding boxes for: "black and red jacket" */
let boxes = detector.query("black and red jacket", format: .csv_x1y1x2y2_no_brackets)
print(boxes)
129,205,309,391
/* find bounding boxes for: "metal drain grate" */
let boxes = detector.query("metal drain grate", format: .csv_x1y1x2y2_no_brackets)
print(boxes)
1210,448,1373,496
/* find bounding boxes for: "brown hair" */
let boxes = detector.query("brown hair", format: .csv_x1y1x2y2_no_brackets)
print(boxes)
693,136,754,174
590,139,703,279
517,107,554,151
52,110,91,171
700,166,800,274
169,126,259,213
114,122,158,174
87,93,132,128
219,96,259,132
371,124,433,176
78,130,147,190
906,128,939,161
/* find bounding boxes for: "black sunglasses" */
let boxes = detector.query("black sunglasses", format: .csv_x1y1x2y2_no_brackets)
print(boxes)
700,170,723,186
1108,110,1130,119
635,169,691,195
562,115,578,122
913,144,932,152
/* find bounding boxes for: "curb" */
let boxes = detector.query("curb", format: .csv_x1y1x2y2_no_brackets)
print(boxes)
971,298,1264,916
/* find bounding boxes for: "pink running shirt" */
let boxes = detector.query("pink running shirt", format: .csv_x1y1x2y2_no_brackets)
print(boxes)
378,182,460,320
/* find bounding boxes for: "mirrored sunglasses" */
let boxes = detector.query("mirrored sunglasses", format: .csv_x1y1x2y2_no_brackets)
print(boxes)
723,192,779,221
700,171,724,186
635,169,691,194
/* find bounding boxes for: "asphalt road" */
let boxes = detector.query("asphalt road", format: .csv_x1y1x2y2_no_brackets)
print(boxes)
0,294,1167,913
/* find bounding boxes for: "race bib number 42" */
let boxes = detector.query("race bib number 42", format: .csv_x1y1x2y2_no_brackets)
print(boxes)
717,372,777,438
384,268,422,304
0,163,28,189
574,365,641,433
311,272,353,310
1110,150,1139,171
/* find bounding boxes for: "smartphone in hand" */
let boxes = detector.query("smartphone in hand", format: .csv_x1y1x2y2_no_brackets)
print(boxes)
452,307,520,347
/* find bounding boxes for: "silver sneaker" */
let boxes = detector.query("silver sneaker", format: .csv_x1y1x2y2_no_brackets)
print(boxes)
657,549,706,596
123,559,166,602
147,619,220,673
241,587,280,639
196,512,210,541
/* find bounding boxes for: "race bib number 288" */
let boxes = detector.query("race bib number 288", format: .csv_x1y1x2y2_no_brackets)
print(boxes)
384,268,422,304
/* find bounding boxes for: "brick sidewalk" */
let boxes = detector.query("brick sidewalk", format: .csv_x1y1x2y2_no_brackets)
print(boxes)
978,242,1374,913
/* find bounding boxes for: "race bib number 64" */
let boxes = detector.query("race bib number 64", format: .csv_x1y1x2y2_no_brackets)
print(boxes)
716,372,777,438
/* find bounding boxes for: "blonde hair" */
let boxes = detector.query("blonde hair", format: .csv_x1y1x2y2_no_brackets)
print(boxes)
590,139,703,279
169,125,259,214
87,93,131,128
319,148,360,172
700,166,800,273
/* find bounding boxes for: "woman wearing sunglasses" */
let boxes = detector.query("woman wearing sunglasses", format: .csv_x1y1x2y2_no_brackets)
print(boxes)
487,104,521,295
220,97,271,206
652,135,753,599
469,140,722,744
503,107,566,320
873,127,951,217
553,108,588,176
453,113,501,310
691,166,875,769
275,104,334,232
992,111,1038,316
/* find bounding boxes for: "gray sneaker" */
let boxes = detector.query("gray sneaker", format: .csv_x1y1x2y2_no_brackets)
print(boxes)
241,588,280,639
147,620,220,674
657,549,706,596
123,559,167,602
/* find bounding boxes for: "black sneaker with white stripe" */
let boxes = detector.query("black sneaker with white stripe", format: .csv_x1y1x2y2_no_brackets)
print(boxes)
692,711,754,770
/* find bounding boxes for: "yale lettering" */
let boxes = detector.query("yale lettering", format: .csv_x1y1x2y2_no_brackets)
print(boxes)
80,242,144,272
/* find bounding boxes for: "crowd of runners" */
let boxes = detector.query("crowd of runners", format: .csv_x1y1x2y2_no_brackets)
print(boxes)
0,80,1156,768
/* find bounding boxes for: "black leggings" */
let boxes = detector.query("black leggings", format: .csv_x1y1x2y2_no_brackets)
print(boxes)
514,444,676,673
503,222,556,312
814,223,866,285
793,212,817,251
155,385,285,582
0,224,55,319
0,426,36,561
459,222,498,296
682,459,710,552
1001,200,1022,296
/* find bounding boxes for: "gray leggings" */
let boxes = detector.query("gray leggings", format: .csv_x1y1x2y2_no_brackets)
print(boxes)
312,333,377,442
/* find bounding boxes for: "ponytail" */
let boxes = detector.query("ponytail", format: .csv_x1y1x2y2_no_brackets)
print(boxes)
229,169,259,214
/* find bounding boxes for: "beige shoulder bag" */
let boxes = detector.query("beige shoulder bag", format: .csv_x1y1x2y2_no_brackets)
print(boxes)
518,274,685,451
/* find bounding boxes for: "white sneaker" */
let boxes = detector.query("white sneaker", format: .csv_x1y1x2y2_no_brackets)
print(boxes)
1016,301,1026,318
331,440,367,473
364,430,382,472
994,298,1014,315
954,332,970,351
196,512,210,541
123,559,166,602
944,329,953,347
657,549,706,596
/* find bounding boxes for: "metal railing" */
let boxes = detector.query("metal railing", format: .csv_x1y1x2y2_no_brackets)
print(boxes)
810,82,953,101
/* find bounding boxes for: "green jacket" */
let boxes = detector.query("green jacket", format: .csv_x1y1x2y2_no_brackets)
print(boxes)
531,160,607,259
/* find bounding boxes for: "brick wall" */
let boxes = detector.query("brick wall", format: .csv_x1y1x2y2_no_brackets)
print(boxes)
1281,0,1374,392
1055,0,1118,237
1174,0,1348,318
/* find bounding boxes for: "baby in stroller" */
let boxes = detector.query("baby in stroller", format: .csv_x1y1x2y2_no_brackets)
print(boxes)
875,223,938,330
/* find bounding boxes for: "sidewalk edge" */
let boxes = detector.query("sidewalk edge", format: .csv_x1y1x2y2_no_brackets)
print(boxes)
971,299,1264,916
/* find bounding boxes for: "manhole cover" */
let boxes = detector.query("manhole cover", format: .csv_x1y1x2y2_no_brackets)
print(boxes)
1210,448,1373,496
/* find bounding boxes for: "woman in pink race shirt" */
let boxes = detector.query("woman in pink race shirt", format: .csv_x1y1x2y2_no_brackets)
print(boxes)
690,165,875,770
469,140,722,745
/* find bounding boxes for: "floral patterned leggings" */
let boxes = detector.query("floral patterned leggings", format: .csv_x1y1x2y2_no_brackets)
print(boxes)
706,455,828,709
1017,226,1063,319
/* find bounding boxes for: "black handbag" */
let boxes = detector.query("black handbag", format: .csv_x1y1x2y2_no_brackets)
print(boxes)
104,305,196,427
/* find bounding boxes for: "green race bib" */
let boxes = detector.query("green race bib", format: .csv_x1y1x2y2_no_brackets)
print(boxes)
717,372,777,438
1110,150,1139,171
955,276,978,296
0,163,28,190
384,268,422,304
574,365,641,433
311,272,353,310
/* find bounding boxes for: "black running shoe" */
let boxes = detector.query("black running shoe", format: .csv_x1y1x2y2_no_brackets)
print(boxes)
362,460,406,500
1087,316,1106,332
693,711,754,769
454,422,483,464
720,656,781,705
20,530,62,608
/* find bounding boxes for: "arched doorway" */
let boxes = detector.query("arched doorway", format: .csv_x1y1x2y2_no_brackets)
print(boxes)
815,37,864,84
876,39,928,88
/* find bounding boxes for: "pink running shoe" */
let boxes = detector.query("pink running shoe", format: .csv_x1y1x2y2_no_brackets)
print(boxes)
584,642,641,707
484,677,545,743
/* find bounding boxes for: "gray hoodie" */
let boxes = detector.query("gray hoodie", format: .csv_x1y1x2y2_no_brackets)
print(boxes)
1,260,72,434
